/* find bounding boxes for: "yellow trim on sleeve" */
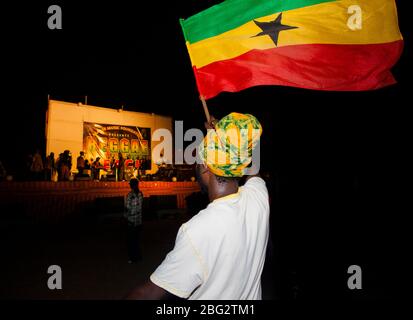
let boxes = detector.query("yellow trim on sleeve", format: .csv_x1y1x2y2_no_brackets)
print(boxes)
150,274,190,299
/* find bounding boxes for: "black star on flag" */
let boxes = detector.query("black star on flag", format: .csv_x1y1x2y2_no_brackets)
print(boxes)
253,13,298,46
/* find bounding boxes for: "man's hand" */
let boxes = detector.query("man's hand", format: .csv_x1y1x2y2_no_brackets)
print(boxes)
204,116,217,130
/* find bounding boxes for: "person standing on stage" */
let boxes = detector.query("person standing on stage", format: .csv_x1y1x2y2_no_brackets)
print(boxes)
31,149,44,181
44,152,56,181
126,113,269,300
76,151,85,176
58,150,71,181
92,157,102,181
118,152,125,181
110,156,116,173
124,178,144,263
84,159,91,170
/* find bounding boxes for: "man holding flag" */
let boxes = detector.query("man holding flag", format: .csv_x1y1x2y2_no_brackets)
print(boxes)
126,0,402,300
127,113,269,300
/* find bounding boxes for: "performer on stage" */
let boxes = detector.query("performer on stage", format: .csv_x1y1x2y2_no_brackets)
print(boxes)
118,152,125,182
76,151,85,175
92,157,102,181
126,113,269,300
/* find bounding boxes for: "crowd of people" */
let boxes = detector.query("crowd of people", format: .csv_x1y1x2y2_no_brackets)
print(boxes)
23,149,140,182
76,151,134,181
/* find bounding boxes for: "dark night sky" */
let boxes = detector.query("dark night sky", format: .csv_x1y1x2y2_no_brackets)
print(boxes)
0,1,410,175
0,1,411,297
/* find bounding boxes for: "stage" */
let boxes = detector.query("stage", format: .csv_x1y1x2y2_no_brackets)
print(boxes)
0,181,200,222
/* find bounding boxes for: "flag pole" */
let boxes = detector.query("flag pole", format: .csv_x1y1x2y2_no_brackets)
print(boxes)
200,96,211,123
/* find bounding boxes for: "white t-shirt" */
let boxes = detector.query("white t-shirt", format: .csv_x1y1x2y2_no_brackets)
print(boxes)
150,177,270,300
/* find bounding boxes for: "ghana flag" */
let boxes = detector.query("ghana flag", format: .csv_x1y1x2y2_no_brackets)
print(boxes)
180,0,403,99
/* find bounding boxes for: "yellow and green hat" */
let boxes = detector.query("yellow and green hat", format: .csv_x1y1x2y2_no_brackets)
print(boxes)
198,112,262,178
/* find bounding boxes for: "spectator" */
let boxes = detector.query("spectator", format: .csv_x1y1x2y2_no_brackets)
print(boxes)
124,178,143,263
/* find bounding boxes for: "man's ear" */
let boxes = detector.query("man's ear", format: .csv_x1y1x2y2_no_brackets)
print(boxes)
200,164,213,185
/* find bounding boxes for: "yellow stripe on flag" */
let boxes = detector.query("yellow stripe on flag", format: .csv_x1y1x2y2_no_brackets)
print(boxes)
188,0,402,68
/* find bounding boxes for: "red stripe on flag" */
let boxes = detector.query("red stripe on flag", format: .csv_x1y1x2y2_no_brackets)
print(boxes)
195,41,404,99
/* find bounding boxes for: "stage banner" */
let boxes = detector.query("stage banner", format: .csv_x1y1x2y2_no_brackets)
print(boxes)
83,122,151,170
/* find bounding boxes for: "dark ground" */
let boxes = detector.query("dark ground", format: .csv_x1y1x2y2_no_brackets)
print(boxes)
0,210,276,300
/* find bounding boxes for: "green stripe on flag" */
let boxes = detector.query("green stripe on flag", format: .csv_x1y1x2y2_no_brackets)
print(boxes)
181,0,336,44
